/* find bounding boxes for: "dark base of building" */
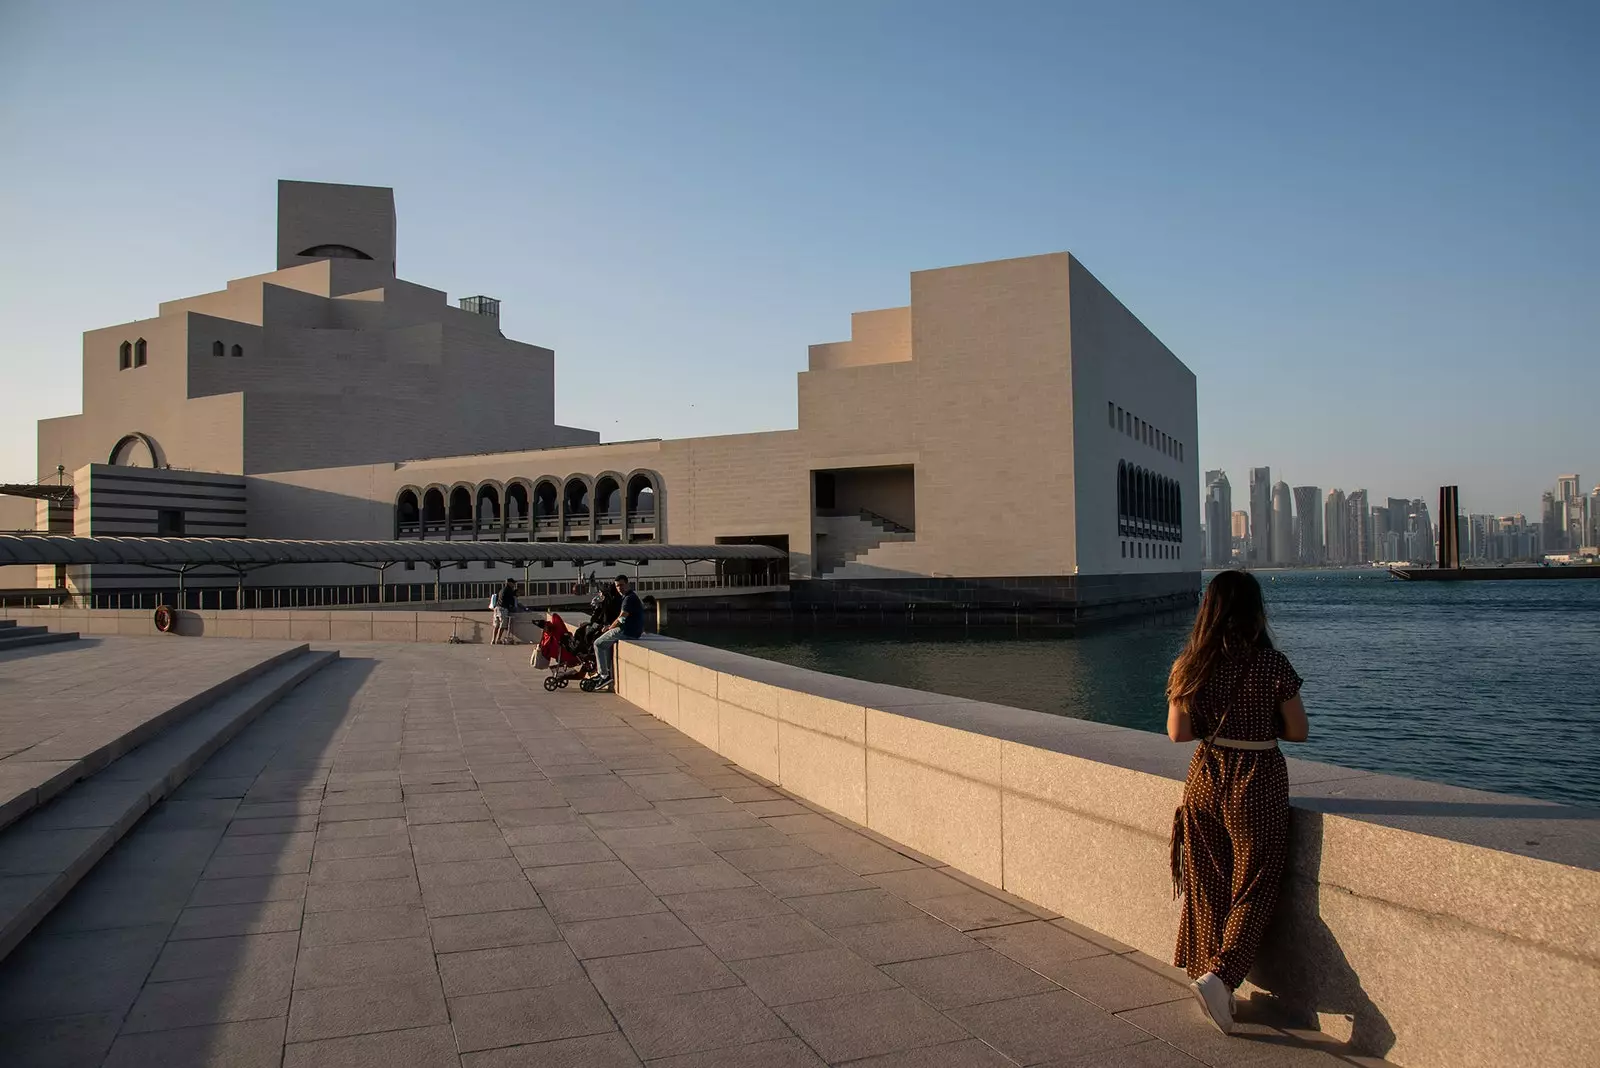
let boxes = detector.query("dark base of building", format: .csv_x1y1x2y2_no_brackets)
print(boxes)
662,572,1200,633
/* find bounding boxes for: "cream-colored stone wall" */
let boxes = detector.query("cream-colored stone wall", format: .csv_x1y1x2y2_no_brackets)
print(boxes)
807,306,911,370
616,636,1600,1068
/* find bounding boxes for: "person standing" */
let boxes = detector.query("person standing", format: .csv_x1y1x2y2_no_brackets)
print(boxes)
491,578,519,645
1165,570,1308,1034
590,575,643,692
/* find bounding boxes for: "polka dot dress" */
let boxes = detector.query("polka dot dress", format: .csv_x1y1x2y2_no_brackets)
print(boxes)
1174,647,1302,991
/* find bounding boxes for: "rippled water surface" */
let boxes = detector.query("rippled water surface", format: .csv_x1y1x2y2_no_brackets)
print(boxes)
681,570,1600,807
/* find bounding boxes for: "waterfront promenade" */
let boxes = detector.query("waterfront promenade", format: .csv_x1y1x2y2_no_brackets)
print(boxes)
0,640,1388,1067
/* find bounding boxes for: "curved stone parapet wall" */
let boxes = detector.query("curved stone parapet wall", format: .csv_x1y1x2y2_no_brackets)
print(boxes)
614,636,1600,1068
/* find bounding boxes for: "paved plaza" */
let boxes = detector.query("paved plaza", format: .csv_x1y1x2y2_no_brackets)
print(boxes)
0,643,1386,1067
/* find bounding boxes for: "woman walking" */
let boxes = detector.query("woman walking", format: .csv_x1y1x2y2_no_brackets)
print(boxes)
1166,570,1308,1034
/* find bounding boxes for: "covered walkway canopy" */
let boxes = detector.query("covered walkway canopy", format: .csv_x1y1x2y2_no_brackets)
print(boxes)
0,536,786,569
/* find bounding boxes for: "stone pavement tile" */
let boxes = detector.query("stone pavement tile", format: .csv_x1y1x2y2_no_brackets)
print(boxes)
227,815,319,836
1052,914,1135,954
787,832,923,875
121,968,291,1032
829,916,982,965
582,808,674,830
38,881,194,935
316,817,407,841
644,1036,825,1068
881,948,1059,1009
286,975,449,1042
715,785,784,803
294,937,437,990
716,844,829,874
418,857,526,889
319,786,403,806
1114,1000,1353,1068
141,798,241,830
748,861,875,899
654,797,741,817
422,877,543,918
438,942,587,998
406,798,494,824
429,908,561,953
759,813,842,836
969,920,1112,980
169,900,304,941
620,773,713,803
502,822,601,846
307,854,416,883
738,800,809,818
101,1016,287,1068
612,841,721,870
317,803,407,823
1045,1037,1209,1067
514,840,618,868
283,1023,461,1068
584,945,742,1004
911,891,1037,932
949,989,1151,1066
235,801,321,820
785,888,925,930
728,946,900,1007
689,913,834,962
571,792,655,815
214,830,316,857
150,931,299,983
526,860,643,893
842,1038,1019,1067
611,986,790,1060
693,826,791,852
543,883,666,923
312,832,414,861
202,849,313,880
773,987,968,1062
460,1031,643,1067
410,819,503,844
496,805,588,829
414,836,514,864
666,809,765,833
561,911,701,960
659,886,792,926
593,823,701,849
636,861,754,896
0,1011,122,1068
865,867,973,902
449,980,618,1053
1046,953,1191,1013
300,905,427,947
304,876,421,913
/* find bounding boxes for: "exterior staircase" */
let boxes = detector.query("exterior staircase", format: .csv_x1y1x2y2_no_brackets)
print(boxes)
0,619,78,654
815,510,915,576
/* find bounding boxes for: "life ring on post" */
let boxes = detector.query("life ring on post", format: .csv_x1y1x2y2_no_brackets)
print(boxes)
153,605,175,634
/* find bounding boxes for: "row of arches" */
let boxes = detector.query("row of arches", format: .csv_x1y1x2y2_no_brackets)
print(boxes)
396,471,662,543
211,340,244,358
1117,461,1183,542
118,339,148,370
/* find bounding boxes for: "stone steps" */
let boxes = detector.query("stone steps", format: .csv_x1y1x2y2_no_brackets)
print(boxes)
0,624,79,654
0,644,314,836
0,645,337,961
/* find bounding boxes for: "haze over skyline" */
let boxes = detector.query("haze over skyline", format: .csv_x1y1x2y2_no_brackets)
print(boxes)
2,1,1594,516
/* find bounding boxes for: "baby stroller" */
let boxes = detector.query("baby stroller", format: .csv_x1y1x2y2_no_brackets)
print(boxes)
533,612,594,691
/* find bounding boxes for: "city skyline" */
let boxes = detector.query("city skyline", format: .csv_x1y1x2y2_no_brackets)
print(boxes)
1,3,1596,514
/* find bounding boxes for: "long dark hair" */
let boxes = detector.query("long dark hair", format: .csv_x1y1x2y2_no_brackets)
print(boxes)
1166,570,1272,711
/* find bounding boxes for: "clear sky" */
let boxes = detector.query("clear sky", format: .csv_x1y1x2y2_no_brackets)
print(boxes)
1,1,1594,517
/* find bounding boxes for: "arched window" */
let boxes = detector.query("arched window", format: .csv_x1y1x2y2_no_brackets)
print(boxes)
448,486,473,536
563,478,590,518
505,481,530,533
1117,461,1127,535
476,484,501,535
533,480,559,517
422,487,446,536
212,340,225,358
109,433,159,468
625,472,661,542
119,341,132,370
396,489,420,537
594,476,622,521
296,244,373,260
133,339,147,367
231,344,243,358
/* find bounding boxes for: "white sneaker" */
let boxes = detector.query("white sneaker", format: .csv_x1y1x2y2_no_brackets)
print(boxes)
1190,972,1234,1035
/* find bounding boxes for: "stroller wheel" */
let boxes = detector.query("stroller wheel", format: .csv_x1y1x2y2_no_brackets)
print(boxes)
558,678,569,688
543,676,559,692
579,677,596,692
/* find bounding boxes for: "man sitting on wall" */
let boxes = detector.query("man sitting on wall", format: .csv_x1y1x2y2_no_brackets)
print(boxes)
590,575,643,693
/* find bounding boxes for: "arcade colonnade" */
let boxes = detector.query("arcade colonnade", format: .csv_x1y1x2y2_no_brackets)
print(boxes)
395,469,663,544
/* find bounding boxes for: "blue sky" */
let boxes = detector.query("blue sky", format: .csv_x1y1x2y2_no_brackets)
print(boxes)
1,1,1594,516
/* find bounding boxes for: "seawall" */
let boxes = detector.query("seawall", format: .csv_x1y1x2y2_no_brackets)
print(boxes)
614,635,1600,1068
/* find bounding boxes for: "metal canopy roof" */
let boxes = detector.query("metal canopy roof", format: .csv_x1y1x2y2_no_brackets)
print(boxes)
0,536,786,569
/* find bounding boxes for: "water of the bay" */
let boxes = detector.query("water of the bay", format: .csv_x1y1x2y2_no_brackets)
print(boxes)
679,570,1600,808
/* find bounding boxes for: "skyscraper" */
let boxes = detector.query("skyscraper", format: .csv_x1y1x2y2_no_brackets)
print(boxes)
1347,489,1371,563
1408,498,1435,565
1556,474,1580,503
1324,489,1347,565
1249,467,1272,566
1542,491,1563,552
1271,482,1294,565
1204,470,1232,568
1231,510,1249,557
1294,486,1322,564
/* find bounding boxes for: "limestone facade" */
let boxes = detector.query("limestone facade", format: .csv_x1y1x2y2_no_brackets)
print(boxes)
26,180,1199,605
